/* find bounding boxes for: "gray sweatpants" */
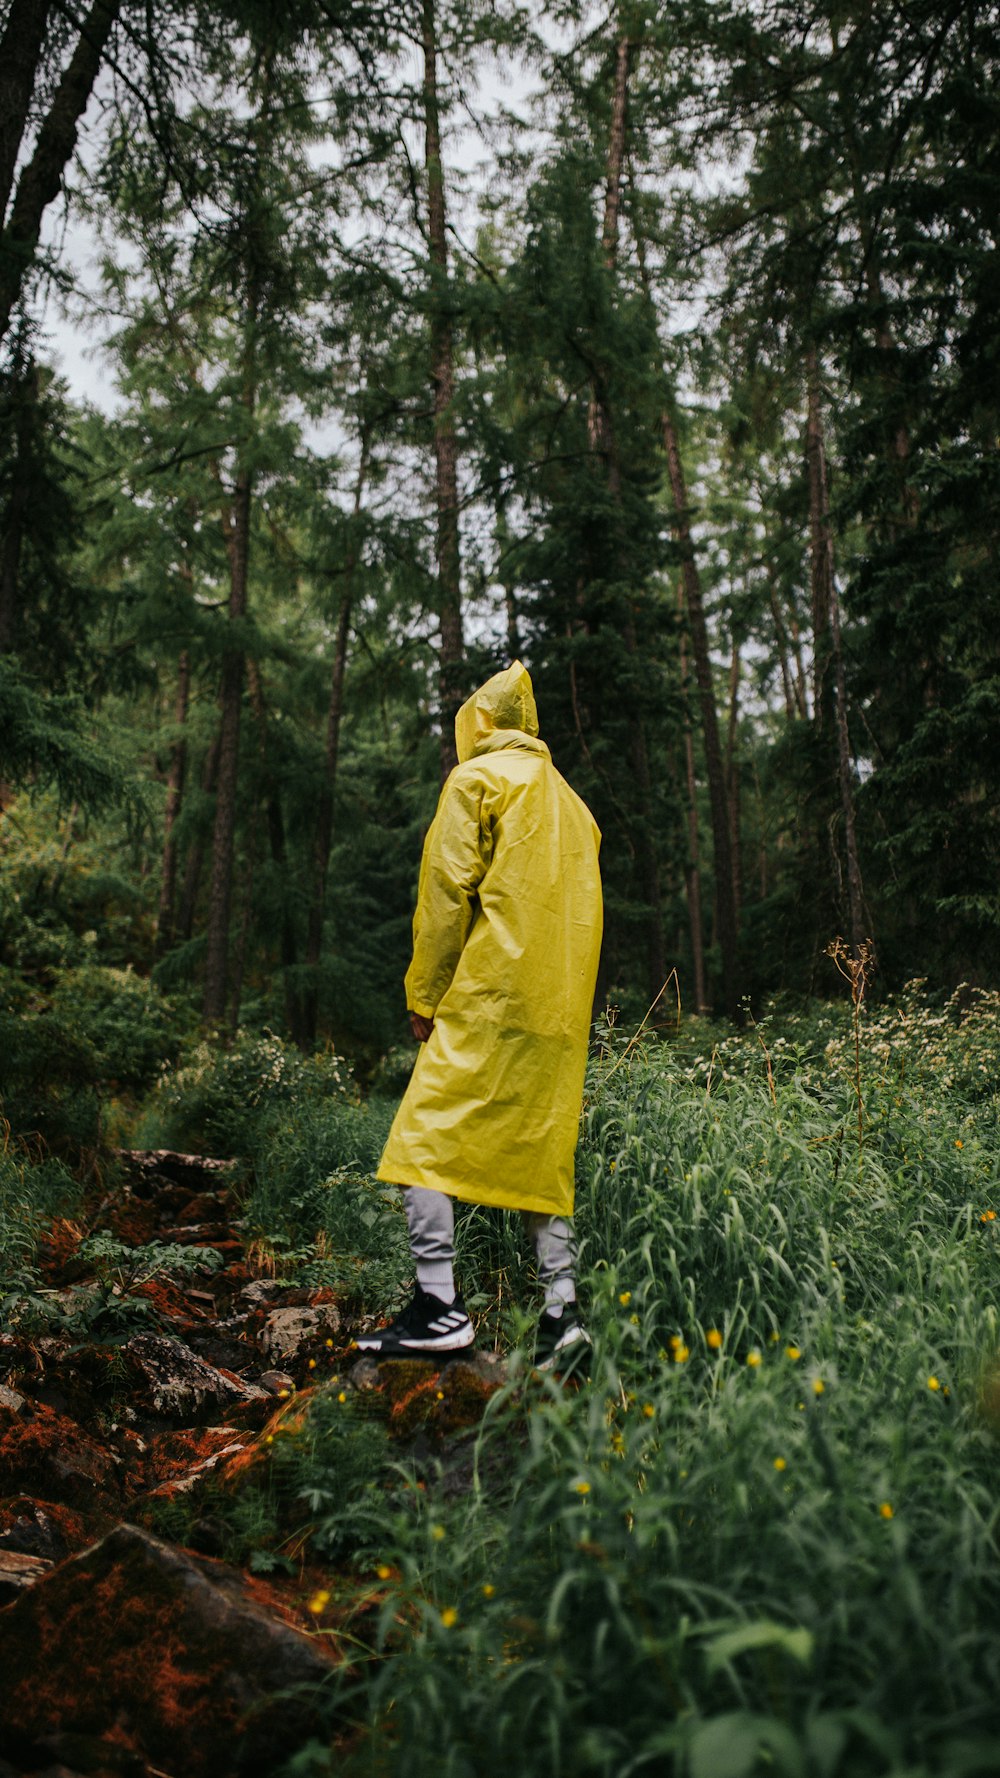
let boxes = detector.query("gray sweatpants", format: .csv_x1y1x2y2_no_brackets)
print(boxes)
404,1184,577,1311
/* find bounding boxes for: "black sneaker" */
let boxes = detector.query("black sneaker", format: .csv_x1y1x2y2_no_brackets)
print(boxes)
534,1308,592,1375
355,1284,475,1358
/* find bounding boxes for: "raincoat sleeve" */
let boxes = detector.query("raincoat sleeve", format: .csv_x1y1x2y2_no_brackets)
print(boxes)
404,771,493,1020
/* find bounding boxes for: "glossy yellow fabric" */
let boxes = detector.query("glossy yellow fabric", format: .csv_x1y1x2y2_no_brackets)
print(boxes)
377,662,603,1217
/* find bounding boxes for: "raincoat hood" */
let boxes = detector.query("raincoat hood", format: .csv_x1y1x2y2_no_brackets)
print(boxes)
454,661,539,764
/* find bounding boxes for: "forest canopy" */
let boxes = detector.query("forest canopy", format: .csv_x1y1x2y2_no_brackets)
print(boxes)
2,0,999,1068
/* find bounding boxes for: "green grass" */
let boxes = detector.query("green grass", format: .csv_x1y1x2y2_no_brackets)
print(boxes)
266,987,1000,1778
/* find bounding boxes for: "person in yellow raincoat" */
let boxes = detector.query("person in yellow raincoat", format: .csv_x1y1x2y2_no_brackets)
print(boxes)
357,660,603,1369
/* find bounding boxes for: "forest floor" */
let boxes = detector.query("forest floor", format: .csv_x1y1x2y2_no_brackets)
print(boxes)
0,1149,502,1777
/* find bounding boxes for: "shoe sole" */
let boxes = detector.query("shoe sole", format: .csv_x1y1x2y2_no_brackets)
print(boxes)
355,1326,476,1357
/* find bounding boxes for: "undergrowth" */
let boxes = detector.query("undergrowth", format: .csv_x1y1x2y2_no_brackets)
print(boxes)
266,983,1000,1778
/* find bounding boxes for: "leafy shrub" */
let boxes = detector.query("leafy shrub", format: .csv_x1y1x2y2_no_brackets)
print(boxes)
142,1031,356,1156
49,965,186,1094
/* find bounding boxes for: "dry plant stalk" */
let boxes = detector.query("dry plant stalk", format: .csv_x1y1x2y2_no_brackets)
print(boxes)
826,936,877,1158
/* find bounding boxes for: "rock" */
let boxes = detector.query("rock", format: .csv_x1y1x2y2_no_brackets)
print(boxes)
260,1304,341,1363
0,1383,26,1415
144,1425,252,1496
0,1498,90,1563
0,1547,52,1603
258,1370,296,1396
0,1524,339,1776
240,1279,288,1308
0,1402,121,1507
126,1334,269,1422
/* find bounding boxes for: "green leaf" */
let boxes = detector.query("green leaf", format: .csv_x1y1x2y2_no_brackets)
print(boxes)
703,1620,814,1675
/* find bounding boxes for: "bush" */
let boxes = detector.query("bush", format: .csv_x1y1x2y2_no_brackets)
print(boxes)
141,1031,356,1157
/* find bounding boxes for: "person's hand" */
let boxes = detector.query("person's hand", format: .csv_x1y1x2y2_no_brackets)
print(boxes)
410,1011,434,1042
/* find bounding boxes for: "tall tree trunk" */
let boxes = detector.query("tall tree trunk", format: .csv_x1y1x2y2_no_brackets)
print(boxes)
0,0,122,348
0,0,52,227
155,650,190,957
629,159,742,1018
592,30,667,1001
806,349,835,739
203,467,252,1023
177,731,221,943
421,0,464,777
806,349,867,955
0,350,39,654
299,449,368,1048
297,589,352,1048
679,588,707,1015
661,408,741,1019
246,655,301,1040
765,562,808,721
726,630,743,922
228,822,257,1034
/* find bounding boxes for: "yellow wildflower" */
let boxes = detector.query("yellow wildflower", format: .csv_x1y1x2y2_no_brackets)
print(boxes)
308,1590,330,1615
879,1501,894,1519
482,1583,496,1598
619,1291,632,1306
376,1565,392,1580
955,1139,963,1149
773,1457,787,1472
642,1403,655,1418
629,1314,640,1326
706,1329,723,1350
325,1338,334,1348
440,1607,458,1629
746,1350,762,1368
574,1481,591,1495
813,1377,825,1396
431,1525,446,1542
308,1358,317,1370
674,1344,690,1363
338,1392,347,1404
785,1345,801,1361
927,1376,941,1391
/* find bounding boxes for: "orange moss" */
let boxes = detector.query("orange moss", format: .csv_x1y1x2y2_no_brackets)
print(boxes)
0,1402,120,1506
145,1426,249,1489
36,1217,85,1283
134,1276,202,1327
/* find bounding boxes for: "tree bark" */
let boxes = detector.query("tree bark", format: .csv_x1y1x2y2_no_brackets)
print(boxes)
661,408,741,1019
0,0,122,348
421,0,464,777
245,655,300,1039
679,587,707,1015
806,348,835,738
177,730,221,943
202,467,251,1023
299,447,368,1048
628,148,742,1018
0,375,32,653
806,350,868,955
592,30,667,1002
0,0,52,228
726,630,743,922
155,650,190,957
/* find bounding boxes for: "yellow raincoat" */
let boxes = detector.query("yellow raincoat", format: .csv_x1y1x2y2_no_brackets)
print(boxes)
377,662,603,1217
